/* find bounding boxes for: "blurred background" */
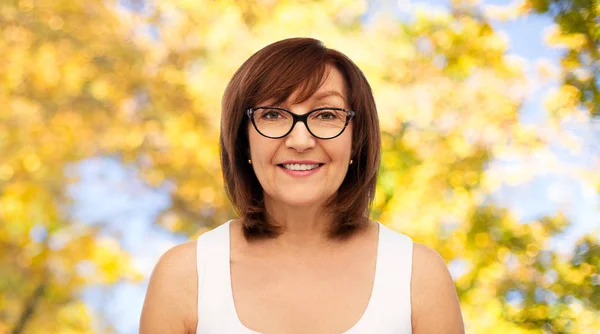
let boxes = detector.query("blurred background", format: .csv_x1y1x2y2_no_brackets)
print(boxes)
1,0,599,333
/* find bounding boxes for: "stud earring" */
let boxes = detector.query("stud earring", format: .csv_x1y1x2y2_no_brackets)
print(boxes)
248,159,252,164
349,159,353,165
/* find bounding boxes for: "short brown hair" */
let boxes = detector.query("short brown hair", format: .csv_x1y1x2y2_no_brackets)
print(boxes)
220,37,380,241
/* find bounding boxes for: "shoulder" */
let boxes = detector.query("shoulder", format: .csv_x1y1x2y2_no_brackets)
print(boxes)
410,242,465,334
140,240,198,334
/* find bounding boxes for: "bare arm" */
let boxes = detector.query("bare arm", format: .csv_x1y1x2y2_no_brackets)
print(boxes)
140,241,198,334
411,243,465,334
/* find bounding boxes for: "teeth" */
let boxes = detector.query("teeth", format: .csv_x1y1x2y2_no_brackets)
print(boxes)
283,164,320,171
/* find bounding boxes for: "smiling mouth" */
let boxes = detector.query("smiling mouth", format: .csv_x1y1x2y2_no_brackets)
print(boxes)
277,163,325,171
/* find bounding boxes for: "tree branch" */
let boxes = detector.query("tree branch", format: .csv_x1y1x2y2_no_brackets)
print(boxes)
11,279,47,334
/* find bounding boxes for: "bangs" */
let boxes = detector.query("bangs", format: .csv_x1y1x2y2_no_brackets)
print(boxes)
245,40,333,107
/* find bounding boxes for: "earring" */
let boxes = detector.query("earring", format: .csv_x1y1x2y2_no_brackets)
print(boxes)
248,159,252,164
349,159,353,165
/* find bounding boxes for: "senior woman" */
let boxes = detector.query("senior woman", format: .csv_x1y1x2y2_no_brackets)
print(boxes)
140,38,464,334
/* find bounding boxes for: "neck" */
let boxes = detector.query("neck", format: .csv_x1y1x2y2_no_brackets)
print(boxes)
263,196,336,253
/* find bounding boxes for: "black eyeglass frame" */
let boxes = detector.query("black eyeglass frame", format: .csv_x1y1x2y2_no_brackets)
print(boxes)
246,106,356,140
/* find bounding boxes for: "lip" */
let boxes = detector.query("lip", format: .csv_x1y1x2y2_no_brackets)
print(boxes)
277,161,324,177
278,160,322,165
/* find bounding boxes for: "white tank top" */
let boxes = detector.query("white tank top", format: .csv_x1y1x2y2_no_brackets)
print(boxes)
196,220,413,333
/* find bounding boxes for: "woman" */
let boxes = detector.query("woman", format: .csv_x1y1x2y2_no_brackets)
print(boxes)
140,38,464,334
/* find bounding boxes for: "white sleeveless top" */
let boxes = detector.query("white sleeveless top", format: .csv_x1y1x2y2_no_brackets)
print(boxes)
196,220,414,333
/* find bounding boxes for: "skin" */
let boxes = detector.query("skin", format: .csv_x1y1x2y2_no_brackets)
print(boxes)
139,66,465,333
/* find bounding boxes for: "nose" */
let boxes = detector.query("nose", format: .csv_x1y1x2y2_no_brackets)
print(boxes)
285,121,316,152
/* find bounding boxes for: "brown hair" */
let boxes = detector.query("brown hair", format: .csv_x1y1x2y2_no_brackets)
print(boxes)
220,37,380,241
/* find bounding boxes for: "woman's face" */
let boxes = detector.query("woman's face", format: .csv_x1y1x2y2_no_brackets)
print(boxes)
248,66,353,209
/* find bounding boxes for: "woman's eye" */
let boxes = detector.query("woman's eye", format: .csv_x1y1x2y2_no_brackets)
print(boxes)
262,111,282,119
316,111,338,120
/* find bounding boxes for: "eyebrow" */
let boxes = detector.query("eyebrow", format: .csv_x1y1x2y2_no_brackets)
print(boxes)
311,90,346,102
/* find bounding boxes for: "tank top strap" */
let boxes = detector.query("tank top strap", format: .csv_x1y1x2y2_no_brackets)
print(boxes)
196,220,239,333
355,222,413,333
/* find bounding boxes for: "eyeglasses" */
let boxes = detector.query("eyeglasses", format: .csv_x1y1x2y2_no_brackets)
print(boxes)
246,106,355,139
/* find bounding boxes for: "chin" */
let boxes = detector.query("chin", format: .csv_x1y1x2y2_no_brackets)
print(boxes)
274,192,327,208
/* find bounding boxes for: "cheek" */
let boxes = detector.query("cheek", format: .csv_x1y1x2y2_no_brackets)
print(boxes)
334,130,353,161
248,128,265,159
248,132,278,176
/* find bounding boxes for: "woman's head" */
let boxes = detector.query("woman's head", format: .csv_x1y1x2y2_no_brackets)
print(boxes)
220,37,380,240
